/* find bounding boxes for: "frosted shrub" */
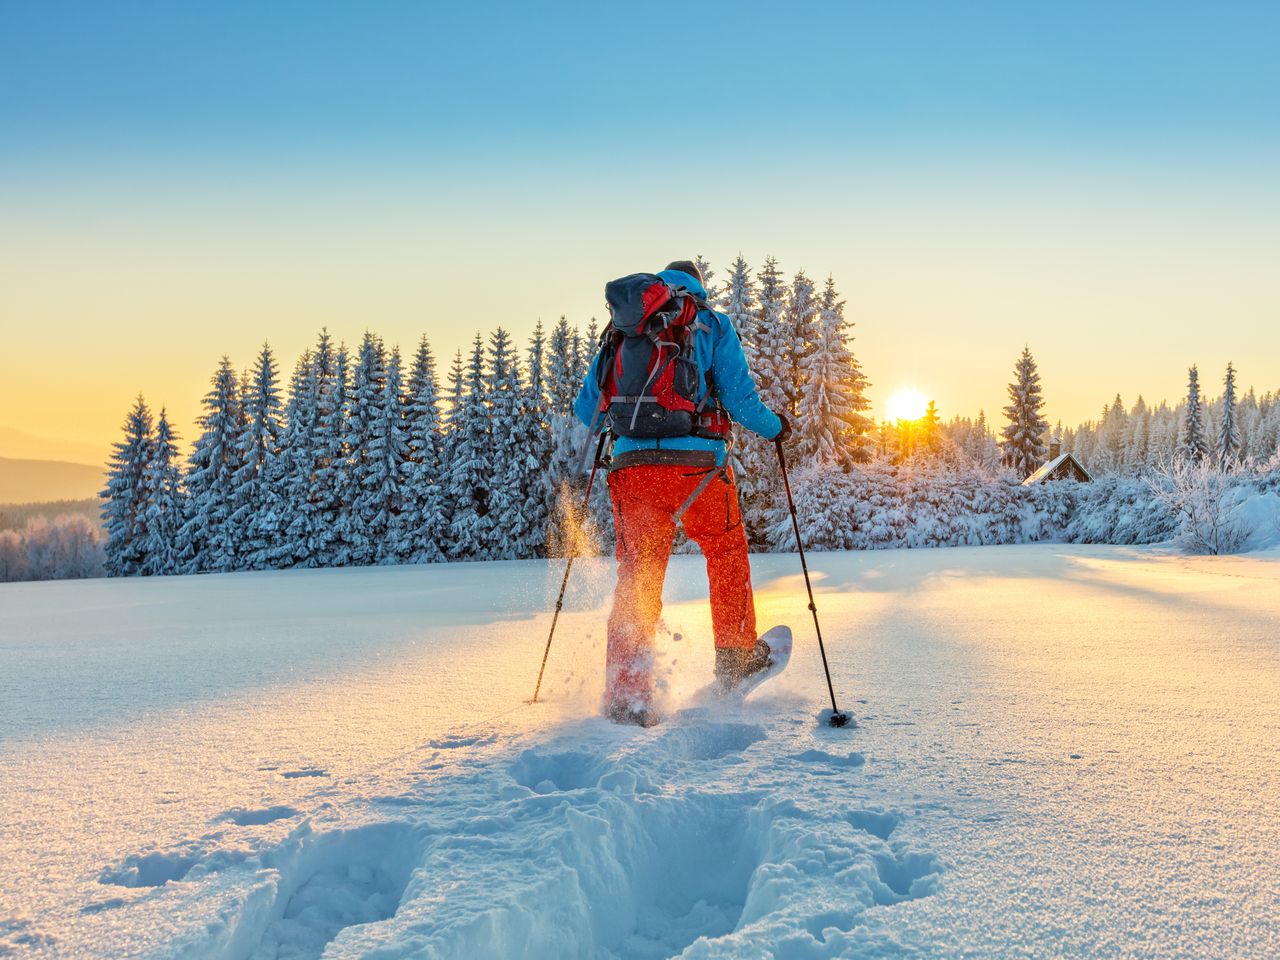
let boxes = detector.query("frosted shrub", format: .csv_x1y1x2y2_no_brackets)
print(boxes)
0,515,106,582
1064,475,1178,545
0,530,28,581
30,514,107,579
1147,460,1249,555
765,461,1066,552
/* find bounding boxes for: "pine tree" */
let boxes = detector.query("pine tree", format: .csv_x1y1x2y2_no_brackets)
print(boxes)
402,336,447,563
784,269,820,419
796,275,872,466
1218,362,1241,466
270,350,319,568
920,401,942,457
751,257,790,416
735,257,790,544
693,254,718,303
971,410,1000,469
232,343,282,567
179,358,243,572
1125,395,1150,474
485,327,527,560
310,333,349,565
101,395,155,577
446,334,492,558
1096,395,1129,474
546,316,577,413
1179,365,1210,464
341,332,387,566
369,347,410,563
1000,347,1049,479
722,255,757,351
141,408,184,575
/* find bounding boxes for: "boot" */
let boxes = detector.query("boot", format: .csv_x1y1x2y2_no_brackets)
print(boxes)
715,637,772,692
606,698,661,728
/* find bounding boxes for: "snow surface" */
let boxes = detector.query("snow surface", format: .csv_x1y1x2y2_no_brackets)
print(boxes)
2,544,1279,958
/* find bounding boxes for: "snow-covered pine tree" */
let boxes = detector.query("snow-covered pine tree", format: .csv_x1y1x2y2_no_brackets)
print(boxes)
485,327,528,561
546,317,577,413
1125,396,1150,474
369,347,410,564
693,255,718,303
268,350,319,568
141,408,184,576
1148,401,1178,467
544,317,595,556
178,357,243,573
752,256,791,417
402,336,447,563
735,257,790,544
231,343,282,568
784,270,819,420
1179,365,1210,464
1095,395,1129,475
971,410,1001,469
101,395,155,577
796,275,872,466
920,401,943,458
999,347,1049,479
516,323,554,558
340,332,387,566
309,332,349,565
445,334,492,559
721,255,757,353
1239,388,1262,462
1218,362,1241,467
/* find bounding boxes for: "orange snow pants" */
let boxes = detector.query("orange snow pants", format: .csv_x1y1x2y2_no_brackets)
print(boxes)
606,463,757,700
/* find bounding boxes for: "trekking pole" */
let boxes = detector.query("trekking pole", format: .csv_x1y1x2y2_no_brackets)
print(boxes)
775,440,851,728
530,431,610,704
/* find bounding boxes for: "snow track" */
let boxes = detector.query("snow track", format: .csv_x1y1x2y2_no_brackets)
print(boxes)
152,710,939,960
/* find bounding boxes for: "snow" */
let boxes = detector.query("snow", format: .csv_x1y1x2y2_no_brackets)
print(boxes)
3,544,1279,957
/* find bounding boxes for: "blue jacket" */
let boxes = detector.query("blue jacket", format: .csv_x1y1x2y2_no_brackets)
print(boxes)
574,269,782,465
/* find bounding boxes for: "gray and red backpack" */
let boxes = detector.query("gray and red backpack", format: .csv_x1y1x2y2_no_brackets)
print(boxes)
593,273,732,440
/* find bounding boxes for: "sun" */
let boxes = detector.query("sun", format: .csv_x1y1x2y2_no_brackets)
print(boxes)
886,387,928,422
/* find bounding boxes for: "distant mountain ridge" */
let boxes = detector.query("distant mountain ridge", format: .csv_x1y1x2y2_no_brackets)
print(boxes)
0,426,106,467
0,457,105,504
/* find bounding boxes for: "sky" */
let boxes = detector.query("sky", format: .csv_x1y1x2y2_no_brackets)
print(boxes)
1,0,1278,460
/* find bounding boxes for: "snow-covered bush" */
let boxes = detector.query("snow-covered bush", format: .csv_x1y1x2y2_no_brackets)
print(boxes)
1147,460,1251,555
0,530,29,581
765,461,1071,552
0,514,106,582
1063,475,1178,545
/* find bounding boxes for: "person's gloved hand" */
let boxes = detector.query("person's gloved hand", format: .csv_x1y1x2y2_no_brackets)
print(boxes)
773,414,792,444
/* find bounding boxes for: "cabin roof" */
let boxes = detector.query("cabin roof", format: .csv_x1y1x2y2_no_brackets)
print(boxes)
1021,452,1093,485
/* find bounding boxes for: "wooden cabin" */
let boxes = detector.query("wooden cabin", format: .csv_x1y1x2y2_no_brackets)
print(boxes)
1021,438,1093,485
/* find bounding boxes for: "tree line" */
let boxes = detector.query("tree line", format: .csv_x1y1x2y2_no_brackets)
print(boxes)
95,253,1280,578
100,257,875,576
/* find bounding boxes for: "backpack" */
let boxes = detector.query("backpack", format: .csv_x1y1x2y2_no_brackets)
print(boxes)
593,273,732,440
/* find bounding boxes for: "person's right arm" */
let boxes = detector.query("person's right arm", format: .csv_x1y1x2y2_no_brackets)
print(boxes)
710,315,783,440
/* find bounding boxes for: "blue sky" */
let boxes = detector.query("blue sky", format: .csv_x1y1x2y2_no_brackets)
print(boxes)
2,1,1278,450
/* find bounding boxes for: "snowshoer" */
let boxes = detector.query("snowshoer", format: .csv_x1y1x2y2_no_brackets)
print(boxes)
575,260,791,726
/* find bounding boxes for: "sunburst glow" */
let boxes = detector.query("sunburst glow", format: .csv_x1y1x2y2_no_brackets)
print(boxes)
886,388,929,422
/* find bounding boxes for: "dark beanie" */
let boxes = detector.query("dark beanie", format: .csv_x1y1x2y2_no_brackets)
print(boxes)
664,259,703,283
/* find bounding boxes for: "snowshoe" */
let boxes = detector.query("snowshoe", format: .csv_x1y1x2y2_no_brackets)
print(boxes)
714,625,792,700
606,699,661,728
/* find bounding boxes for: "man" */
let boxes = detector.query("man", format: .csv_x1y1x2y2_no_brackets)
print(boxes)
574,259,790,726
